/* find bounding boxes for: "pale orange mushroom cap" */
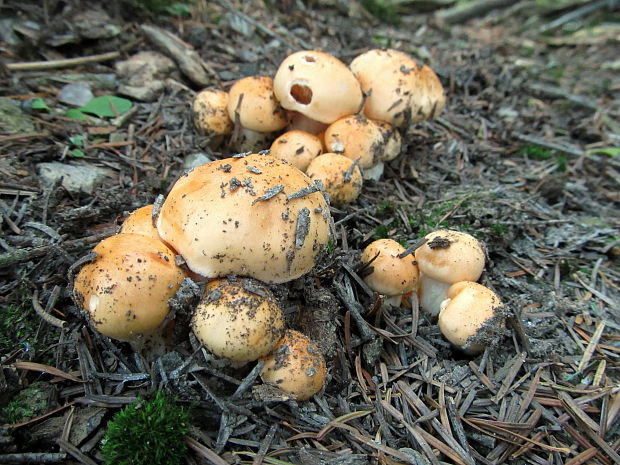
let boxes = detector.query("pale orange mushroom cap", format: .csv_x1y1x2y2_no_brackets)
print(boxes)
192,88,234,136
227,76,288,133
305,153,363,206
191,277,285,362
119,205,160,241
273,50,363,124
350,49,446,127
324,114,389,170
260,329,327,401
360,239,418,302
73,233,187,342
157,153,331,284
438,281,503,353
269,130,323,172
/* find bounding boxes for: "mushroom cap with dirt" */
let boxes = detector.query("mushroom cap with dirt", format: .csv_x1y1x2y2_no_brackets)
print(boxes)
227,76,288,133
119,204,160,240
305,153,363,206
260,329,327,401
350,48,446,127
191,277,285,363
72,233,187,343
156,153,331,284
192,88,234,136
414,229,486,317
438,281,504,354
269,129,323,172
360,238,419,306
273,50,363,124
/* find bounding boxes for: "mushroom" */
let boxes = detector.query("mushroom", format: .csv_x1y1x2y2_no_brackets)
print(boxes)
72,233,187,353
350,49,446,127
438,281,503,354
323,114,398,180
414,229,486,317
119,205,160,240
269,129,323,172
227,76,288,133
360,239,418,306
156,153,331,284
260,329,326,401
192,88,234,137
191,277,285,363
305,153,363,206
273,50,363,124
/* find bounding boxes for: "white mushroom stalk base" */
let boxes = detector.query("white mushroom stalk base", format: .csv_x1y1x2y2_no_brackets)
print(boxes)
383,294,404,307
418,273,452,318
362,162,384,181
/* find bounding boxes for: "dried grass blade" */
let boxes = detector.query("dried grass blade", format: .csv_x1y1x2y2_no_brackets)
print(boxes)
493,352,527,403
565,447,600,465
577,320,606,372
13,361,85,383
316,409,374,441
185,436,229,465
558,391,600,433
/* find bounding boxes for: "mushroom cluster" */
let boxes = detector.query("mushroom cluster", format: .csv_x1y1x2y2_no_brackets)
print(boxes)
72,151,330,400
192,48,446,205
360,229,505,354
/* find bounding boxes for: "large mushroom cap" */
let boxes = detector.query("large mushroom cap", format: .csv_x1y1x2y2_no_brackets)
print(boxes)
273,50,363,124
227,76,288,133
157,153,331,284
73,233,187,342
191,277,285,362
260,329,327,401
350,49,446,127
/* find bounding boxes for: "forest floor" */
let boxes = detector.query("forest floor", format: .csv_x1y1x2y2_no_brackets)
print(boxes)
0,0,619,464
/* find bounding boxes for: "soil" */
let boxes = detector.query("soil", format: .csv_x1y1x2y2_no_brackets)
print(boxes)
0,1,619,464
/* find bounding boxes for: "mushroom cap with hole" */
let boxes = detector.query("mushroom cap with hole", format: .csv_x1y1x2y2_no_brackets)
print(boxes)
350,49,446,127
305,153,363,206
360,238,418,297
192,88,234,135
414,229,485,284
260,329,326,401
156,153,331,284
324,114,392,169
119,205,160,240
72,233,187,342
191,277,285,362
227,76,288,133
438,281,503,353
269,130,323,172
273,50,363,124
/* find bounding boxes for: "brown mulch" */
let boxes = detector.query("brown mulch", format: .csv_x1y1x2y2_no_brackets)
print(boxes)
0,0,619,464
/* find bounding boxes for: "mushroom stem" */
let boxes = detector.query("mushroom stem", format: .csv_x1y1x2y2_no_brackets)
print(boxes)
384,294,403,307
418,273,452,318
362,162,384,181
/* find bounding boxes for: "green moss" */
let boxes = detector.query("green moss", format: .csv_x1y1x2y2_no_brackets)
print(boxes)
373,224,390,240
360,0,400,25
101,392,190,465
1,383,51,424
0,298,36,355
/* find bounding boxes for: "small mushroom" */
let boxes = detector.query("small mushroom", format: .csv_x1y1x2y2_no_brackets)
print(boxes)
350,49,446,127
414,229,486,317
260,329,327,401
191,277,285,363
193,88,234,136
306,153,363,206
227,76,288,133
119,205,159,240
360,239,418,306
157,153,331,284
273,51,363,124
72,233,187,351
438,281,503,354
269,130,323,172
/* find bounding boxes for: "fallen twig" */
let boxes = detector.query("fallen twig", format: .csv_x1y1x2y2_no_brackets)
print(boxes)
6,52,120,72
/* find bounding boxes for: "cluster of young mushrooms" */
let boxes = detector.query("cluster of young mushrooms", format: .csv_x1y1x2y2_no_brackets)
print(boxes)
71,48,503,402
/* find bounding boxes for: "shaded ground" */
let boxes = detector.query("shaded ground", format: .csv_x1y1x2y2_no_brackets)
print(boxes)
0,0,619,464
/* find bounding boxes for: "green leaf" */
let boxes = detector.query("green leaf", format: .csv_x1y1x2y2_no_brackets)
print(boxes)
68,135,86,147
66,109,86,121
70,149,85,158
588,147,620,157
165,3,191,15
80,96,132,118
31,98,50,111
